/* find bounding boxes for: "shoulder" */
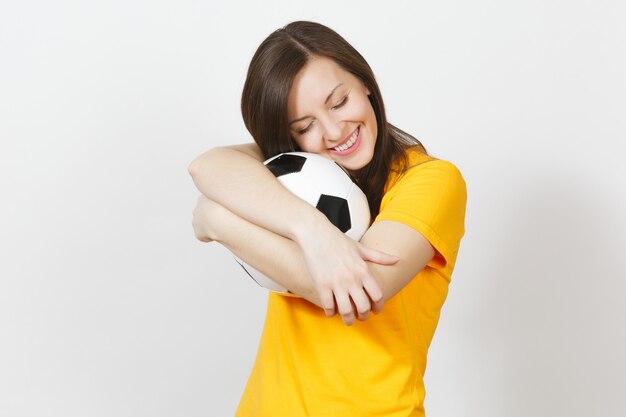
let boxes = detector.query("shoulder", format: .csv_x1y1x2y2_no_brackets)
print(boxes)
386,146,466,195
377,148,467,270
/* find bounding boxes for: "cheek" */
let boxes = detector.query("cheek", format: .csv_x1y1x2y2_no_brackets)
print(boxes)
292,134,318,153
351,96,375,121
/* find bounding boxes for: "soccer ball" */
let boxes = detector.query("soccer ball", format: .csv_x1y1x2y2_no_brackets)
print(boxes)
234,152,371,294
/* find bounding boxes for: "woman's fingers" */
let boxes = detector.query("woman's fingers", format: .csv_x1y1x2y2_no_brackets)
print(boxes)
349,287,372,322
302,231,395,323
334,290,357,326
333,287,374,325
318,287,337,317
359,245,399,266
362,275,384,314
321,260,387,324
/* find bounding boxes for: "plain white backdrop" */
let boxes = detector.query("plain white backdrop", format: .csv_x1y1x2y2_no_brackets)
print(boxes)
1,1,625,416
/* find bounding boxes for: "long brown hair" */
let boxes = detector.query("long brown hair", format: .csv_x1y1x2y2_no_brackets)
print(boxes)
241,21,427,217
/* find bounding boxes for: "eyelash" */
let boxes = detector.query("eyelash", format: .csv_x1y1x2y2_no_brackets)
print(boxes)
297,95,349,135
333,95,349,110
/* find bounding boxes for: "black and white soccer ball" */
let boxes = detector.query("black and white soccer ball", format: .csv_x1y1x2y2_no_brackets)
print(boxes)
234,152,371,294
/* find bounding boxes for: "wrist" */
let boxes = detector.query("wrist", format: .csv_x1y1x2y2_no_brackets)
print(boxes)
203,199,231,243
290,208,330,245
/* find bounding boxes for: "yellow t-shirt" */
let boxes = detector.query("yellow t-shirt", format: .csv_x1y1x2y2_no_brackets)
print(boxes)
236,148,467,417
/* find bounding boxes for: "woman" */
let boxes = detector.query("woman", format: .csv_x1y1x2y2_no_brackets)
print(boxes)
189,21,466,417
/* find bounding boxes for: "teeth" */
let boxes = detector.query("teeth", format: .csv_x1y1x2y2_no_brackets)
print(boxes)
334,128,359,152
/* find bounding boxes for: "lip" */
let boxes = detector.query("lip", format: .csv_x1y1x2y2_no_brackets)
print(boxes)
329,126,361,156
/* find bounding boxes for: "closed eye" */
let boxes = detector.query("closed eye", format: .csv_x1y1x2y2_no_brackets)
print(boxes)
332,95,349,110
298,122,313,135
296,95,348,135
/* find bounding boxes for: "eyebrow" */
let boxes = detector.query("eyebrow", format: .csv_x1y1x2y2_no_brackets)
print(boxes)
289,83,344,126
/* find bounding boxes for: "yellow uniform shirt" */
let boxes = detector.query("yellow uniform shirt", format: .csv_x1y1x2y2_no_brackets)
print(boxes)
236,148,467,417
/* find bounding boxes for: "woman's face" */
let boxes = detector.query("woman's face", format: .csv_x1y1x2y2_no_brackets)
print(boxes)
287,56,378,172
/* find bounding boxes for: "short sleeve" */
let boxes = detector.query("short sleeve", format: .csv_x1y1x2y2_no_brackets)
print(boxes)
374,160,467,271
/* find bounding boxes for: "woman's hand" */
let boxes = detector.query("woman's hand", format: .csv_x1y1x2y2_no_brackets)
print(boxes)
192,195,222,243
296,219,399,326
192,189,399,326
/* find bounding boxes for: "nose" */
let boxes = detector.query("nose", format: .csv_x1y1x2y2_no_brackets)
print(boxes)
319,115,343,146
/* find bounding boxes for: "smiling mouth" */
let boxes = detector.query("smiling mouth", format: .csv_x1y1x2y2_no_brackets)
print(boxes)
332,127,359,152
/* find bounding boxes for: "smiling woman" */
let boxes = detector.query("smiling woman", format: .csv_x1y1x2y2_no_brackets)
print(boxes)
287,57,378,171
188,20,467,417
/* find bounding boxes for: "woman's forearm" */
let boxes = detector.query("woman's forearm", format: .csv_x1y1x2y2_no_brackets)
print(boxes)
188,145,331,245
206,198,323,309
189,145,396,324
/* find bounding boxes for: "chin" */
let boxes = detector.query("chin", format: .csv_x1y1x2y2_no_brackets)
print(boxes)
343,155,373,173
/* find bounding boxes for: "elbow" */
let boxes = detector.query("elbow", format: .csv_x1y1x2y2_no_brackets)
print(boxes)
188,148,218,179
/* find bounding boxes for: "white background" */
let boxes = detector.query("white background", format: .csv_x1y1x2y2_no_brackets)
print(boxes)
2,1,625,416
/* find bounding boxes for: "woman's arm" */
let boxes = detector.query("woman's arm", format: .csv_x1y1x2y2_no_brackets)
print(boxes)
192,195,434,325
192,196,324,309
188,144,398,319
188,144,316,241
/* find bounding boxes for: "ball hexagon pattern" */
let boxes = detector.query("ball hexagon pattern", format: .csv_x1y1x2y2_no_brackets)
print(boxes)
234,152,371,294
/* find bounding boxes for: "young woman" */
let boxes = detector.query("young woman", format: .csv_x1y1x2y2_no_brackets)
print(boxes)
189,21,466,417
